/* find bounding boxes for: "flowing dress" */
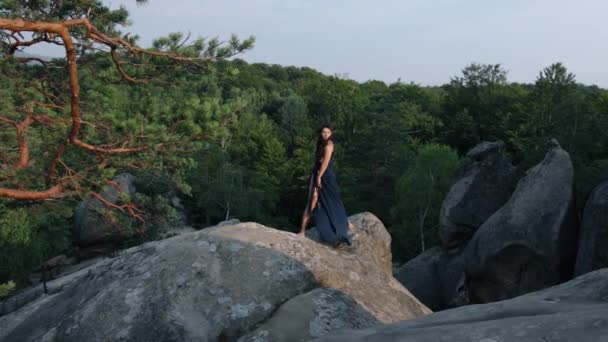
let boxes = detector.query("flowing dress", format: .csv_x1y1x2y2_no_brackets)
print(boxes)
305,157,351,246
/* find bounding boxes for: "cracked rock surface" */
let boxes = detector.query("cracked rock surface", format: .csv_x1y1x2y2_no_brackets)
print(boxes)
0,212,429,342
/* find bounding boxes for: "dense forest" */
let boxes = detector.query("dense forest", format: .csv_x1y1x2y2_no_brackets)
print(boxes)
2,1,608,295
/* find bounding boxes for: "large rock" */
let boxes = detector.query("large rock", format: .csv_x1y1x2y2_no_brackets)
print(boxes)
464,139,579,303
73,173,138,246
0,213,430,342
238,288,381,342
155,194,194,239
439,141,519,248
306,213,393,274
315,268,608,342
435,247,468,308
0,258,106,317
394,246,468,311
74,173,192,249
394,247,443,311
575,180,608,276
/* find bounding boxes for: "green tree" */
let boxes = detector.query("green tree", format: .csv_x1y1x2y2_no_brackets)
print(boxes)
344,82,441,222
0,0,253,290
390,144,460,261
0,201,72,285
0,1,254,200
185,111,288,227
441,63,526,154
517,63,579,162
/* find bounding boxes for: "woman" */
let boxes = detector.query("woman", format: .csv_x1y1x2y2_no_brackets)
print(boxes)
298,124,353,247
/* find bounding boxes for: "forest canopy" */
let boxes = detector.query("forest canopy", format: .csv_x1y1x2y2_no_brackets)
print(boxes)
2,1,608,292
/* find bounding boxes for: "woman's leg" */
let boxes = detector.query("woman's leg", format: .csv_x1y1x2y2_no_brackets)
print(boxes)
298,175,319,236
298,188,319,236
311,187,319,210
298,204,311,236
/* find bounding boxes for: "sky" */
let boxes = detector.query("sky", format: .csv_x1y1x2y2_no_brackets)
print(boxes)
28,0,608,87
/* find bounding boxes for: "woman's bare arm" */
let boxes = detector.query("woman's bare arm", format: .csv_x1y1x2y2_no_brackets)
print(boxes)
317,142,334,180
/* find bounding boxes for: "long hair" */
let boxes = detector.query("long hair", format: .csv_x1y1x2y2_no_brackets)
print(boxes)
315,124,334,161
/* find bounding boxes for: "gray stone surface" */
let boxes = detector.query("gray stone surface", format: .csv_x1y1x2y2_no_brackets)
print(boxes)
439,140,518,248
575,180,608,276
314,268,608,342
218,218,241,226
394,246,468,311
238,288,381,342
394,247,443,311
0,257,107,317
464,140,579,303
436,247,468,308
0,213,429,342
73,173,138,246
306,213,393,274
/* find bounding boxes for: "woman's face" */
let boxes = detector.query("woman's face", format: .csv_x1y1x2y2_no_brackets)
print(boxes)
321,127,332,141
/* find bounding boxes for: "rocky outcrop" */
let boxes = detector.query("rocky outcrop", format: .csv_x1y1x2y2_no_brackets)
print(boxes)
315,268,608,342
306,213,393,274
0,213,430,342
73,173,195,256
73,173,138,247
26,254,77,285
575,180,608,276
238,288,381,342
0,257,106,318
394,247,443,311
464,139,579,303
435,247,468,308
396,139,580,309
439,141,518,248
218,218,241,226
394,246,467,311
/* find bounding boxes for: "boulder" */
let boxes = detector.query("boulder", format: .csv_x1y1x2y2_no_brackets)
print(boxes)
394,246,468,311
464,139,579,303
27,254,78,286
0,213,430,342
218,218,241,226
394,247,443,311
155,195,194,239
0,257,107,317
314,268,608,342
435,247,468,308
439,141,518,248
306,213,393,274
73,173,138,246
575,180,608,276
238,288,381,342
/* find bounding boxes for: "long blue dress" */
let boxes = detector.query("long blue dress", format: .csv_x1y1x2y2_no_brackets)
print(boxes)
306,157,352,246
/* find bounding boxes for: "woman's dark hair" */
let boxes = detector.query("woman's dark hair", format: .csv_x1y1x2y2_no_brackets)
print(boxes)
315,124,334,161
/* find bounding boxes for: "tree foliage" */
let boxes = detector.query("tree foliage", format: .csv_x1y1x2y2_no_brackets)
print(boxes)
3,4,608,288
390,143,460,259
